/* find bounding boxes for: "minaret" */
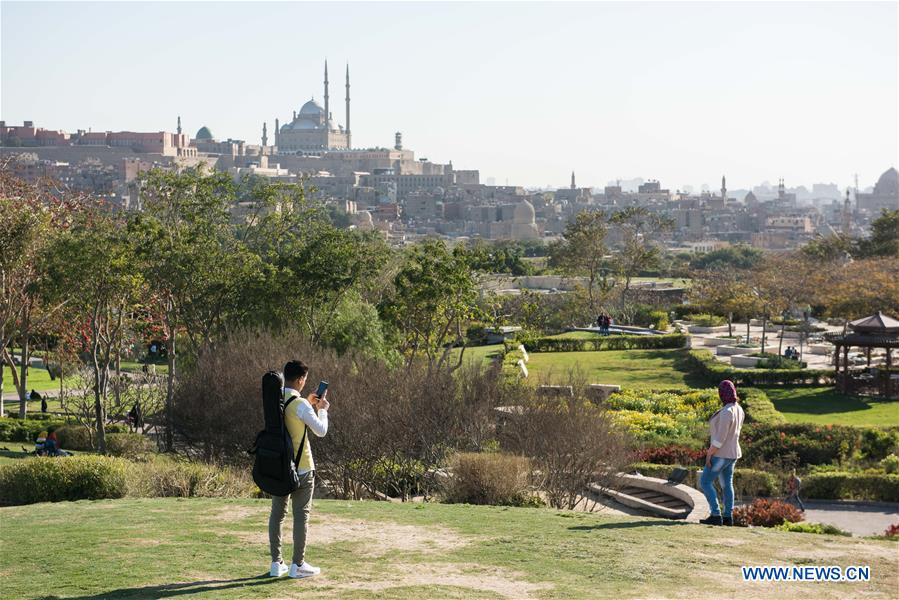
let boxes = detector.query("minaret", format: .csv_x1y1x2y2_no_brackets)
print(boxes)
274,118,280,148
262,122,268,148
571,171,576,190
176,116,182,135
324,60,330,130
842,188,852,235
721,175,727,202
345,64,351,149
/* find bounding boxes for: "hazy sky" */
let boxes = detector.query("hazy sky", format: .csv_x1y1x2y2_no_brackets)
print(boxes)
2,1,897,190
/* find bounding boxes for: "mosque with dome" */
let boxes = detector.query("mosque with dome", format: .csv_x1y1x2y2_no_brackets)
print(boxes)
273,61,351,153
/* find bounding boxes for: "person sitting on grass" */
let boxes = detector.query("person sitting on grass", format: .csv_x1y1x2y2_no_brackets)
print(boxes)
699,380,745,526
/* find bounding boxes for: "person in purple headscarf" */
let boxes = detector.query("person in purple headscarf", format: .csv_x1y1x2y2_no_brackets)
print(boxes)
698,380,745,526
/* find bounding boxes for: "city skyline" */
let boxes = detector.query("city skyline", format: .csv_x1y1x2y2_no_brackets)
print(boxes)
2,1,897,190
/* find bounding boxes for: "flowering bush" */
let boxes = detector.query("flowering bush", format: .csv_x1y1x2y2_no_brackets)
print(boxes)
636,445,706,465
883,524,899,538
606,389,720,442
733,498,803,527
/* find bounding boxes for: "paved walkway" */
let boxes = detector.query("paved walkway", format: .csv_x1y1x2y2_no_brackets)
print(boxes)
799,501,899,536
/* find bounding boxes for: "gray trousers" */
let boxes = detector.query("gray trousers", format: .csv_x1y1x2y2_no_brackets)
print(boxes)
269,471,315,565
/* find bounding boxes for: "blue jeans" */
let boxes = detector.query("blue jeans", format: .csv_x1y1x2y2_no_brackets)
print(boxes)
700,456,737,517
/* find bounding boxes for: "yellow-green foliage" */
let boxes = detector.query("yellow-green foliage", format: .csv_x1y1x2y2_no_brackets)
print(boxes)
607,389,719,441
0,455,128,505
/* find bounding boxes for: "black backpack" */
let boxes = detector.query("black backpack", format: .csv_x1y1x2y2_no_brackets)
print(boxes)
251,371,307,496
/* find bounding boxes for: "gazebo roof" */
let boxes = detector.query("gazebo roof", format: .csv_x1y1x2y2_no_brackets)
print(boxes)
824,332,899,349
849,311,899,335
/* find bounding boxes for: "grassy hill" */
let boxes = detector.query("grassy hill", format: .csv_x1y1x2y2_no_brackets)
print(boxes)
2,498,896,599
526,348,706,389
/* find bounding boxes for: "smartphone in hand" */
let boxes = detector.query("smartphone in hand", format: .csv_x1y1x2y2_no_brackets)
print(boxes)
315,380,329,399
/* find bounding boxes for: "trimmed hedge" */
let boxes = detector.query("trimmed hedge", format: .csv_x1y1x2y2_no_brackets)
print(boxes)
0,417,68,442
739,388,786,425
742,423,862,466
506,333,687,354
685,349,833,386
631,462,779,497
802,471,899,502
0,455,128,505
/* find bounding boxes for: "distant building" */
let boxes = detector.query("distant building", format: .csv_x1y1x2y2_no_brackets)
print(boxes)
856,167,898,214
276,62,351,153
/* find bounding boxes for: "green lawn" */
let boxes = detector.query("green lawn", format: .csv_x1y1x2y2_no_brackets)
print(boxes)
2,364,61,394
764,387,899,427
1,497,895,599
452,344,504,367
544,331,602,340
525,349,706,389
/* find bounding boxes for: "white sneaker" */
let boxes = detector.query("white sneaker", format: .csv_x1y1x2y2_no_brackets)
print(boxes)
289,561,321,578
270,561,288,577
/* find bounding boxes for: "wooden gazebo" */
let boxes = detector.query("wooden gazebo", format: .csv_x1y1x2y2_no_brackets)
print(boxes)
825,311,899,398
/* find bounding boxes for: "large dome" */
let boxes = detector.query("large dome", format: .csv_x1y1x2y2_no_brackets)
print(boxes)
290,119,319,130
299,98,324,116
513,199,536,224
873,167,898,196
195,126,214,140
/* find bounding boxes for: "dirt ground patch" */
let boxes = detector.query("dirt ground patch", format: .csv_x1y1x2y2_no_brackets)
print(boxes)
215,511,474,558
316,562,552,599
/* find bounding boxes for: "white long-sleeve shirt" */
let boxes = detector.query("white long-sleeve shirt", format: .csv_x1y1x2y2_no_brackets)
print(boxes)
284,386,328,474
709,402,744,460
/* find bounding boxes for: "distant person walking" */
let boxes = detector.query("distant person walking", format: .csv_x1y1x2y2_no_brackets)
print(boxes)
785,469,805,512
699,380,745,526
269,360,329,579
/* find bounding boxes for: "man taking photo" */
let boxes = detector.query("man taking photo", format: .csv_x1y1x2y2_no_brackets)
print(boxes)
269,360,329,579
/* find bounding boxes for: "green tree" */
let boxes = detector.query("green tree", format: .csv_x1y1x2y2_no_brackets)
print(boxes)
548,210,612,315
690,245,764,271
608,207,674,310
0,172,77,417
44,210,142,453
379,240,481,371
856,209,899,258
130,167,264,450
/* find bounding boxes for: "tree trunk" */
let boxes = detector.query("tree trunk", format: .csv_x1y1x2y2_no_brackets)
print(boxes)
746,320,751,345
165,327,175,452
727,313,733,338
18,333,30,418
92,317,107,454
760,316,768,355
777,322,786,356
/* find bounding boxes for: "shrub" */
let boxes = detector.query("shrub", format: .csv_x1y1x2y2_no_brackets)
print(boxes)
880,454,899,474
443,452,539,507
649,310,670,332
0,455,128,505
742,423,861,467
0,417,67,442
502,389,632,510
739,388,785,425
775,521,850,536
754,354,805,370
505,333,687,354
860,429,899,461
883,524,899,537
54,424,128,451
685,313,726,327
733,498,803,527
636,445,705,465
126,456,254,499
802,471,899,502
685,349,833,386
105,433,156,460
